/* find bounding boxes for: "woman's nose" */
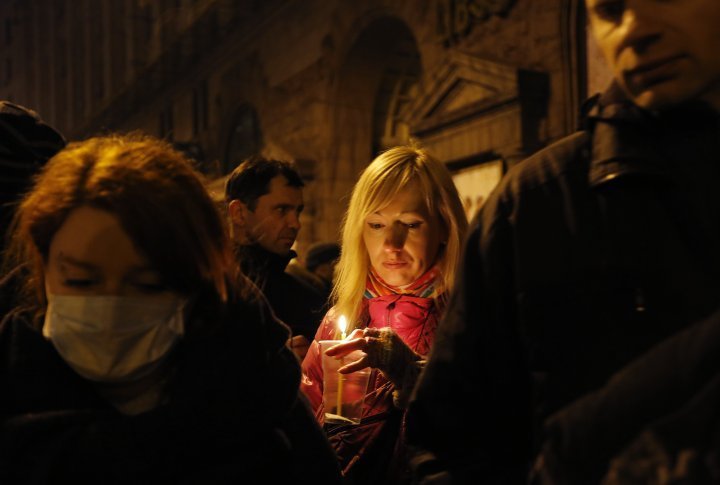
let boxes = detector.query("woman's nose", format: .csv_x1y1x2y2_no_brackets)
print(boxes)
101,279,125,296
383,224,406,251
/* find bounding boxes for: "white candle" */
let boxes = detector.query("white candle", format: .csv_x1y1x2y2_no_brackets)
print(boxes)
336,314,348,416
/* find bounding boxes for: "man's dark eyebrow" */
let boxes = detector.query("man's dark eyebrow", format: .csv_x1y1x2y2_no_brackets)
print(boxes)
273,203,303,210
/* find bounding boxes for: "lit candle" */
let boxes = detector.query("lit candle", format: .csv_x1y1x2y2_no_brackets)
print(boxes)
336,315,347,416
338,315,348,340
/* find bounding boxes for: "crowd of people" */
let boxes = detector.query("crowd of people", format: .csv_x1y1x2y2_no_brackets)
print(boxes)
1,0,719,483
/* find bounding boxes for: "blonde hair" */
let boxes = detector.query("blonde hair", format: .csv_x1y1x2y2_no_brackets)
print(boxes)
332,146,468,327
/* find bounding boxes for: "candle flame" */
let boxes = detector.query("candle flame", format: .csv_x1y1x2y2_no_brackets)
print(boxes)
338,315,347,336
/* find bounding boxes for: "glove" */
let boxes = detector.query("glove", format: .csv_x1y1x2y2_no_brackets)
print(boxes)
324,327,426,408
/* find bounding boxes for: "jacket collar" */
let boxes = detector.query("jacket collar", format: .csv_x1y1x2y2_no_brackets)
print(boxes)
366,293,437,307
234,243,296,278
585,83,720,187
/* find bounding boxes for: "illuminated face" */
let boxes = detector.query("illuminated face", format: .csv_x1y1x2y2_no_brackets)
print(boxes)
363,181,443,288
587,0,720,110
45,206,174,298
233,175,304,256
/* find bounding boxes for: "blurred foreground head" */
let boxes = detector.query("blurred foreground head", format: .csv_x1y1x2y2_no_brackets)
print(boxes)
586,0,720,111
0,101,65,240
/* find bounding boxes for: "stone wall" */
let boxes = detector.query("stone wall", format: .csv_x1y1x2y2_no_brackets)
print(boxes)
211,0,582,248
0,0,587,256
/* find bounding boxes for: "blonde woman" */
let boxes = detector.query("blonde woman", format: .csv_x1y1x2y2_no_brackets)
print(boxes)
301,146,468,483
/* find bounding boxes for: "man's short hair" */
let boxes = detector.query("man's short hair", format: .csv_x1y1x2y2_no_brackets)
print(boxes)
224,157,304,211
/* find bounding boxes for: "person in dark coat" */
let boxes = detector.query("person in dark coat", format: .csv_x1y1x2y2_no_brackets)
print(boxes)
0,101,65,320
0,134,341,484
407,0,720,482
536,307,720,484
225,157,326,360
0,101,66,240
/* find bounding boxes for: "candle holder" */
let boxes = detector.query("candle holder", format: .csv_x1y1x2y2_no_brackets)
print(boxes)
319,340,371,425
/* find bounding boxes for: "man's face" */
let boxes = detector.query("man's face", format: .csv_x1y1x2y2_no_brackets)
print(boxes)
240,175,304,256
587,0,720,111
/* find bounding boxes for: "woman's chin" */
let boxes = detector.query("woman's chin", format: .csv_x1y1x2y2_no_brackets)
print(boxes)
381,273,415,288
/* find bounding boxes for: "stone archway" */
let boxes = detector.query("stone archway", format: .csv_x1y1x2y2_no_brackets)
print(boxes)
319,16,422,241
371,29,422,154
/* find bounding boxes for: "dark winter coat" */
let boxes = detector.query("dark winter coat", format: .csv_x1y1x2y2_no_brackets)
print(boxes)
407,85,720,483
236,244,326,340
0,265,24,326
0,291,341,484
537,307,720,484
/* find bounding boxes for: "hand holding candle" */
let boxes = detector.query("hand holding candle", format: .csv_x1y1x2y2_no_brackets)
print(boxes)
324,328,370,373
326,326,422,390
319,315,372,424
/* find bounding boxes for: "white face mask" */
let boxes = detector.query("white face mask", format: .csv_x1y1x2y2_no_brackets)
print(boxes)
43,294,186,383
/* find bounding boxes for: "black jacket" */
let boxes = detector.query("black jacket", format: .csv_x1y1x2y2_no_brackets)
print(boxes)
538,307,720,484
0,292,341,484
407,86,720,483
236,244,326,340
0,265,23,324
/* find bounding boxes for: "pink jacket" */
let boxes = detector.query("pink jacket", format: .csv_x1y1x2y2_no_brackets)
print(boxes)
300,293,441,479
